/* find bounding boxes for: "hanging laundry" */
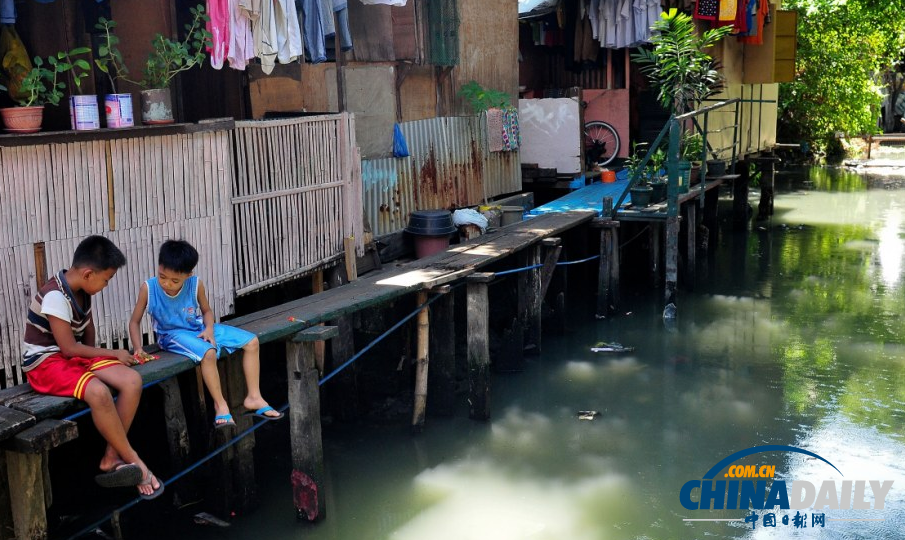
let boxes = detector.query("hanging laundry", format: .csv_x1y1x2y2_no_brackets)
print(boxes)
334,2,353,52
319,0,335,38
0,0,15,24
633,0,661,45
738,0,768,45
486,108,505,153
694,0,719,21
228,0,256,69
502,107,521,151
255,0,303,74
206,0,229,69
300,0,327,63
589,0,600,40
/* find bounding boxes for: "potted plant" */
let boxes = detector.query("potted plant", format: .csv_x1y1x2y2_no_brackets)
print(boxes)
94,17,134,128
0,55,70,133
58,47,97,130
625,142,653,207
631,9,732,116
680,131,704,188
647,146,668,203
138,4,211,124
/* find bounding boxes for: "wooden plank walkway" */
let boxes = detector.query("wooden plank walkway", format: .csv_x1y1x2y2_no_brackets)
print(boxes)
229,210,596,340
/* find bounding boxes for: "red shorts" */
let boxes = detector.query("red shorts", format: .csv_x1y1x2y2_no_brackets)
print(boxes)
26,353,123,400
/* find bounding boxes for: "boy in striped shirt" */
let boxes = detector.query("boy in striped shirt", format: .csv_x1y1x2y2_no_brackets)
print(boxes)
22,236,162,499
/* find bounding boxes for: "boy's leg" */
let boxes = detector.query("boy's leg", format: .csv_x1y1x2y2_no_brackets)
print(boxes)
82,378,160,497
199,349,231,423
238,337,279,418
91,365,143,471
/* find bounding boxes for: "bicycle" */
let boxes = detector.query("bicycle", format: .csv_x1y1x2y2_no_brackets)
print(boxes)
583,120,620,167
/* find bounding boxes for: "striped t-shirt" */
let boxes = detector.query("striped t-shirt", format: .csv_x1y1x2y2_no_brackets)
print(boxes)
22,270,92,372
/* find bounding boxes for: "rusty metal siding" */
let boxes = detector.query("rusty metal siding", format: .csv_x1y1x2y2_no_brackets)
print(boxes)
363,115,521,236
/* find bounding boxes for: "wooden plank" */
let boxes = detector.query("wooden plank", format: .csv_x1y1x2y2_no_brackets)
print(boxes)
0,407,35,442
5,419,78,454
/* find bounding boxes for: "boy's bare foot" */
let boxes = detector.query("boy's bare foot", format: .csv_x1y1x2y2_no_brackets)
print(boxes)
137,467,165,500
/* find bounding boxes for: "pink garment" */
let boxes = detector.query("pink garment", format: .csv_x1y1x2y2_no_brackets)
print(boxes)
206,0,229,70
228,0,256,69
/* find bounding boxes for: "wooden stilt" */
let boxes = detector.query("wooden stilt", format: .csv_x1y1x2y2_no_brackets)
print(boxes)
312,269,325,374
685,202,696,288
288,325,338,521
594,217,621,317
412,291,430,432
159,378,192,505
703,185,719,251
539,238,562,301
651,223,661,287
755,156,778,221
427,289,455,416
0,452,14,540
6,452,45,540
520,244,542,355
226,355,256,512
665,216,679,306
733,160,750,230
326,266,359,421
467,273,493,421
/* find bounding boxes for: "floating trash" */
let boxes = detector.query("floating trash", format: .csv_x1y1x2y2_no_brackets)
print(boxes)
577,410,600,421
590,341,635,353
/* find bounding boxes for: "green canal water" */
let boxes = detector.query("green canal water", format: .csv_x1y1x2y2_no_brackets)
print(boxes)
93,165,905,539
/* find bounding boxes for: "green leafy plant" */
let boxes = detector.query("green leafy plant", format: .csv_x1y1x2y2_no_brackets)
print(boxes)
57,47,92,95
141,4,212,89
94,17,130,93
624,141,650,185
16,56,68,107
631,9,732,115
681,131,704,162
459,80,511,113
648,146,667,180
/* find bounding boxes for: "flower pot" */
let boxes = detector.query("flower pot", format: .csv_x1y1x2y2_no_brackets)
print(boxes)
629,185,654,208
649,179,667,203
69,95,100,131
690,163,702,185
0,106,44,133
500,206,524,226
140,88,174,124
706,159,726,177
105,93,134,128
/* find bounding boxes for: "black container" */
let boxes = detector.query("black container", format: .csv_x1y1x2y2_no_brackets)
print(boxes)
406,210,456,236
706,159,727,177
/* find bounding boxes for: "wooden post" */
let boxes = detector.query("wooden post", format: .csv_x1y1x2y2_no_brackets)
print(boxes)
539,238,562,300
755,156,778,221
650,223,661,286
5,451,45,540
685,202,696,288
665,119,681,308
467,273,493,421
733,160,750,230
312,269,325,374
520,244,542,355
159,378,192,506
593,217,621,317
703,185,720,251
226,355,256,512
288,325,338,521
412,291,430,432
0,452,14,540
427,289,455,416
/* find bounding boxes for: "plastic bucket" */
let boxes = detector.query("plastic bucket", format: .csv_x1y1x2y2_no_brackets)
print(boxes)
677,161,691,193
601,170,616,183
405,210,456,236
69,95,100,131
105,94,134,128
500,206,524,226
413,235,451,259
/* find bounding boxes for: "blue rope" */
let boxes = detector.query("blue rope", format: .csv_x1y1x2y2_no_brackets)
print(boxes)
488,253,602,277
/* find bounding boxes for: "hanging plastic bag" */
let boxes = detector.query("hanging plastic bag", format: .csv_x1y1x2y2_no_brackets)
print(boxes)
0,26,33,102
359,0,407,5
393,123,410,158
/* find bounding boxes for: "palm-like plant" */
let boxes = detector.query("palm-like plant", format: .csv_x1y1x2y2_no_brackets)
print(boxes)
631,9,732,115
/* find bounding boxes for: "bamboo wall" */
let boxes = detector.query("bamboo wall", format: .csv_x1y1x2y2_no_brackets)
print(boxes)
232,114,364,296
0,113,362,388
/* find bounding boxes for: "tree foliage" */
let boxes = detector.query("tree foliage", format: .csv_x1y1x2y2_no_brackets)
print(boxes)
779,0,905,144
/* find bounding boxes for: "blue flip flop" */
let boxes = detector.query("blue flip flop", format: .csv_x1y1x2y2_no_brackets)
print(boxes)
213,413,236,429
244,405,284,421
95,463,143,488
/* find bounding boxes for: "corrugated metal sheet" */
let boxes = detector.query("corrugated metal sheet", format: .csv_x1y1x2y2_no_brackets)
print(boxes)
363,115,521,236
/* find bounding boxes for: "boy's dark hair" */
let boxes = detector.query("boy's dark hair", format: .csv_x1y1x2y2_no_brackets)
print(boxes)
158,240,199,274
72,236,126,271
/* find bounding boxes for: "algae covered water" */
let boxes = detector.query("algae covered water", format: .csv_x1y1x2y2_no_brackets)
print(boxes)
96,165,905,539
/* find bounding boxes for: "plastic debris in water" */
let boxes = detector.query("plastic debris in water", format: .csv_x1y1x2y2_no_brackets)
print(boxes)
292,469,319,521
193,512,231,527
662,303,677,320
577,410,600,420
590,341,634,353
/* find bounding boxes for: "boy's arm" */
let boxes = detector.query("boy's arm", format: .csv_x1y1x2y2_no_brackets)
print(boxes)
47,316,134,365
197,280,216,345
128,283,150,355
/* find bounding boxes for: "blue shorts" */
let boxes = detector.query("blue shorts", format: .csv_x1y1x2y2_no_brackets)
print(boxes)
157,324,256,364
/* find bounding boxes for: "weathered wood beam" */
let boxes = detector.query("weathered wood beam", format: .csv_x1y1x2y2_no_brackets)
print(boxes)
467,273,493,421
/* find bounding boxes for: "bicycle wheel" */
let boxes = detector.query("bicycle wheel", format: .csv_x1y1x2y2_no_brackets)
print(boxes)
584,121,620,166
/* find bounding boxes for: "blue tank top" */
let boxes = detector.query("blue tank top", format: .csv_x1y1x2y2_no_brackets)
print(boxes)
146,276,204,335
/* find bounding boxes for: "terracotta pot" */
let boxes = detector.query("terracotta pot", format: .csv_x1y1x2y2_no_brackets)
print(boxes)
0,106,44,133
140,88,174,124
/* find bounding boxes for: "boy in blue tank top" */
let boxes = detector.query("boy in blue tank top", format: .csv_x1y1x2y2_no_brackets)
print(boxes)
128,240,283,428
